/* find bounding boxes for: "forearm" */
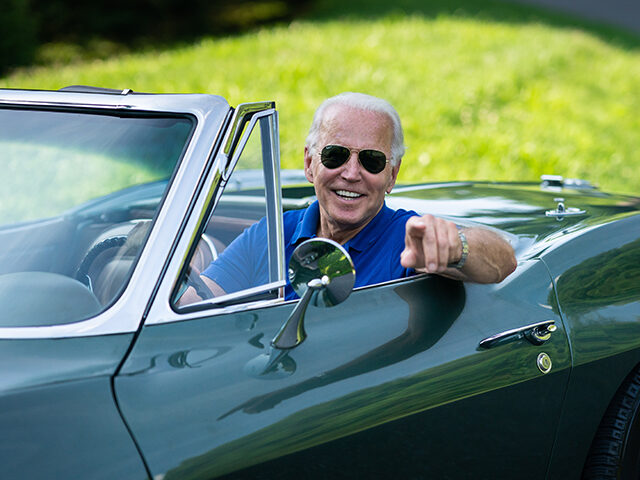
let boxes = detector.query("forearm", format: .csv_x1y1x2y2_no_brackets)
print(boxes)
176,275,227,306
437,227,517,283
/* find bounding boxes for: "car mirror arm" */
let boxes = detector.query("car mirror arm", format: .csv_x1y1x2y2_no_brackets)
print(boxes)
271,276,328,350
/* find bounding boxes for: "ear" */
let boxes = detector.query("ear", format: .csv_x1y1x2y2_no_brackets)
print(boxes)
304,146,314,183
386,159,401,194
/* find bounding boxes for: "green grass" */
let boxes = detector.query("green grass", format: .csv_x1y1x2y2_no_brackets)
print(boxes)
2,0,639,195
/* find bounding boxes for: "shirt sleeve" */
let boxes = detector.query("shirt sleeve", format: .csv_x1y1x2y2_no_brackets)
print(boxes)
201,217,269,295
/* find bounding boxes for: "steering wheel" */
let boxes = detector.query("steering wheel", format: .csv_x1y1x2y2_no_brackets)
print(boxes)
185,267,215,300
75,236,128,291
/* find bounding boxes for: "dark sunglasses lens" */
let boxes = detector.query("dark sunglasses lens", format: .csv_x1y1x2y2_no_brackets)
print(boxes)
360,150,387,174
321,145,350,169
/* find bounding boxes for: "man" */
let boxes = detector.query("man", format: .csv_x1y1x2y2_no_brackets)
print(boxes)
181,92,516,304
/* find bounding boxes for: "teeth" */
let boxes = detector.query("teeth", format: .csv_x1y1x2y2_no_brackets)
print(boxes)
336,190,362,198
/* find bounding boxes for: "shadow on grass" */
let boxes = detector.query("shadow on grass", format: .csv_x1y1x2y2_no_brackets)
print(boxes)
303,0,640,50
21,0,640,72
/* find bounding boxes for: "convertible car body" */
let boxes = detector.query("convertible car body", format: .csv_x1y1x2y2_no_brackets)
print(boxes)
1,87,639,479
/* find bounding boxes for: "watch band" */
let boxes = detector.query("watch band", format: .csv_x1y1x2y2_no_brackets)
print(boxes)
452,230,469,269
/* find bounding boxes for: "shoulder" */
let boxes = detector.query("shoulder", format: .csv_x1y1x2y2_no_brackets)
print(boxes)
392,207,419,220
283,207,307,222
383,206,420,229
358,205,417,248
283,205,312,237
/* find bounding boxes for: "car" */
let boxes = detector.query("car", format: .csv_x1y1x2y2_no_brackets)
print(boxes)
1,86,639,480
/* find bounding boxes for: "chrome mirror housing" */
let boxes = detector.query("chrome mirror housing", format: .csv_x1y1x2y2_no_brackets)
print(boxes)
272,238,355,350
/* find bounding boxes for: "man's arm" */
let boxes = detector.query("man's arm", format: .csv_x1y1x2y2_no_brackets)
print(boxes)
176,275,227,306
400,214,517,284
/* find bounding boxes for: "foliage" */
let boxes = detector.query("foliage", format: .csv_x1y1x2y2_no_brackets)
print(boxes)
1,0,306,72
0,0,37,74
1,0,639,194
29,0,304,43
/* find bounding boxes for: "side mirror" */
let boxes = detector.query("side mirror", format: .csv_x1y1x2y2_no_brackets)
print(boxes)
272,238,355,350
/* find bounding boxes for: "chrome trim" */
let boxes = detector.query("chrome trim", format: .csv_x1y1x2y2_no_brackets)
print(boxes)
145,108,283,326
169,109,274,281
223,102,275,156
540,174,596,191
0,89,229,115
0,100,135,109
221,106,276,181
263,112,285,284
545,197,586,219
152,271,434,324
175,296,287,321
479,319,556,349
192,280,286,307
545,208,587,218
0,89,231,339
536,352,553,374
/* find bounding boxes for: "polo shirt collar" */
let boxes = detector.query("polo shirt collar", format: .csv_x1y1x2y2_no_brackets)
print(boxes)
291,200,320,245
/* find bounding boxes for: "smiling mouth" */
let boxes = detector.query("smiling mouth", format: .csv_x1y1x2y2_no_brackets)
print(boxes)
335,190,363,199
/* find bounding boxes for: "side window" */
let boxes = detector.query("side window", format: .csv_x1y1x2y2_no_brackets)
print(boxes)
173,111,285,309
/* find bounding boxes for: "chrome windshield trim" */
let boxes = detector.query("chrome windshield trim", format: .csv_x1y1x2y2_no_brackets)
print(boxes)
223,101,275,156
222,107,276,181
0,90,231,339
0,99,134,109
0,89,229,116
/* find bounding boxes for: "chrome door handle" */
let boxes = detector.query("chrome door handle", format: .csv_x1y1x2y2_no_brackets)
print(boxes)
479,320,557,349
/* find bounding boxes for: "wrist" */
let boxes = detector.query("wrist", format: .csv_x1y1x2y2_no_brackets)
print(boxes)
450,230,469,269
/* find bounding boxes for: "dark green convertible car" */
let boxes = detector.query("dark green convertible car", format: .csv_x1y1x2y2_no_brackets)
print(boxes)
1,87,639,479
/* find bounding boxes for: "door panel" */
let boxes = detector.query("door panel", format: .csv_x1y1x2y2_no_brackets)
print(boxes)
0,335,147,480
116,259,570,479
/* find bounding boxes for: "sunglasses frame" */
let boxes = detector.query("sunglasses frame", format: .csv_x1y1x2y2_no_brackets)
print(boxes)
319,144,389,174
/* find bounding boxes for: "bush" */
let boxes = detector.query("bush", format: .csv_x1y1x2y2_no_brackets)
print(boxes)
0,0,38,74
29,0,308,44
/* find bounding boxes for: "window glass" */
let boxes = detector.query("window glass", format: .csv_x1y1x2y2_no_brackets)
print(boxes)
0,107,193,327
174,114,282,308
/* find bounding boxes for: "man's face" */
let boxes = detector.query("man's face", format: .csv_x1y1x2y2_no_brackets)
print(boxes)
304,105,400,238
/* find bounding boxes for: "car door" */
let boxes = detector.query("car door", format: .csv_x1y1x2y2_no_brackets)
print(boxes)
115,106,572,479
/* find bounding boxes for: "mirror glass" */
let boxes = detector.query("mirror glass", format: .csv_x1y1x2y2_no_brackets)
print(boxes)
288,238,355,307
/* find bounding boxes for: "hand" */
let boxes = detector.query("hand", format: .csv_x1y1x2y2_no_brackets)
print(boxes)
400,214,462,273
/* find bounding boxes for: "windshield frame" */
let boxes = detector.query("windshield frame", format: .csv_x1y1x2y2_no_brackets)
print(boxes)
0,89,231,339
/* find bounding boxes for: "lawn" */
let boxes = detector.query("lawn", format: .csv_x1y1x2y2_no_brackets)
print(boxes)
2,0,639,195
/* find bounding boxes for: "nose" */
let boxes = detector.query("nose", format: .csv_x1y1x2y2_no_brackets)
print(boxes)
340,152,362,180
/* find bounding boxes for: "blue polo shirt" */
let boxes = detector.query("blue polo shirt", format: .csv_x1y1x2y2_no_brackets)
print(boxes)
202,201,418,300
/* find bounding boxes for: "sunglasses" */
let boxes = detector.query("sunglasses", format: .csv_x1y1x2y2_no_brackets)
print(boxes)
320,145,388,174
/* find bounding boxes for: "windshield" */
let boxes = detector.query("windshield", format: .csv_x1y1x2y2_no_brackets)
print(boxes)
0,107,194,327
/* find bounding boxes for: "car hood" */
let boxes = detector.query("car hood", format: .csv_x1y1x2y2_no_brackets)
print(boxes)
384,181,640,260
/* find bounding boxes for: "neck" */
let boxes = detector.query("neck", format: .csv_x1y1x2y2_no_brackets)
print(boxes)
316,203,385,245
317,222,365,245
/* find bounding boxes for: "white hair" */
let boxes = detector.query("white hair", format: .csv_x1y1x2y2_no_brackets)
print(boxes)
305,92,406,166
